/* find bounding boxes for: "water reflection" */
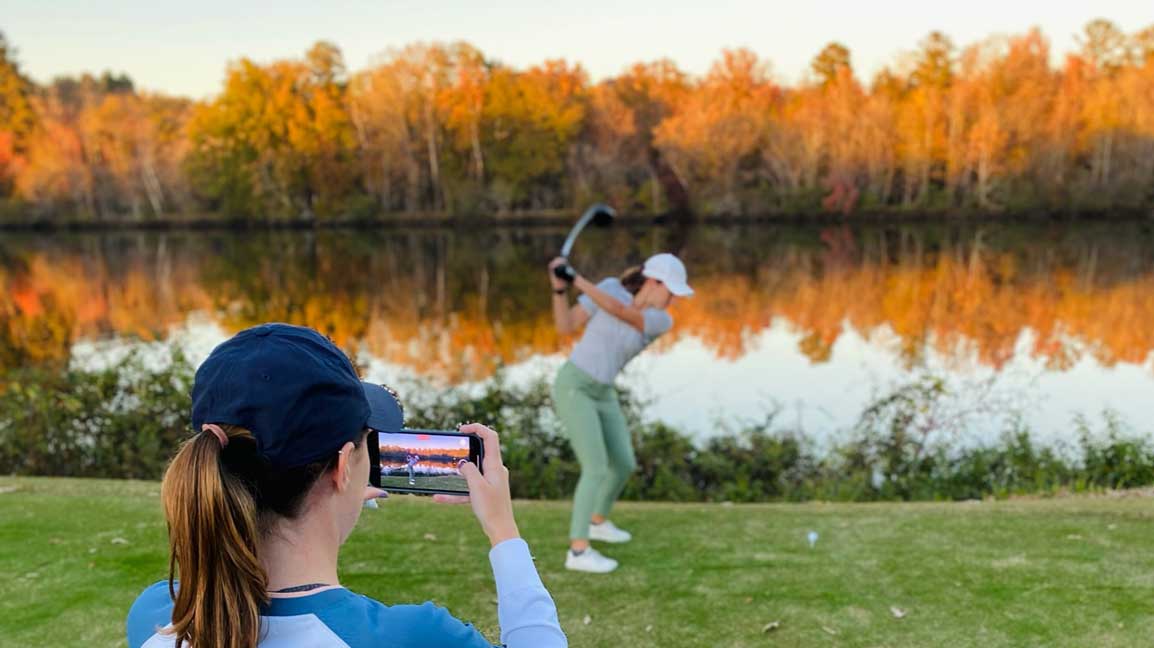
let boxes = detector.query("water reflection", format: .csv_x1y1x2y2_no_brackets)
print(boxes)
3,222,1153,439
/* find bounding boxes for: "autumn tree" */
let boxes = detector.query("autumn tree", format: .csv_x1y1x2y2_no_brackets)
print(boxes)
6,26,1154,219
351,42,499,213
0,32,36,197
14,71,191,220
187,42,357,219
896,31,955,207
811,42,852,86
584,60,689,212
482,60,588,209
656,49,778,214
1078,19,1129,72
1134,25,1154,66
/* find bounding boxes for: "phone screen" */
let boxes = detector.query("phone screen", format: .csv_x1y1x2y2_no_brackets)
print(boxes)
371,430,481,495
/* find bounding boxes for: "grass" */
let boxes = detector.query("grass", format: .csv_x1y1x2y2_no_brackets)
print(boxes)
2,477,1152,647
380,472,470,493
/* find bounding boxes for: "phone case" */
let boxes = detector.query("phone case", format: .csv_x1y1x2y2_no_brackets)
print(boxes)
369,429,483,496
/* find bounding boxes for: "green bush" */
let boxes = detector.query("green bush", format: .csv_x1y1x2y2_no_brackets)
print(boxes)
1077,412,1154,490
3,355,1154,502
0,350,194,479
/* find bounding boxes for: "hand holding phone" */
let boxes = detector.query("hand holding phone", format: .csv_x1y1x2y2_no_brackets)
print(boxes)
369,421,519,546
448,423,519,547
370,428,483,495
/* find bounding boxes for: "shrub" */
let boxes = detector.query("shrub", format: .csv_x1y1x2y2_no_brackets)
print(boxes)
3,356,1154,502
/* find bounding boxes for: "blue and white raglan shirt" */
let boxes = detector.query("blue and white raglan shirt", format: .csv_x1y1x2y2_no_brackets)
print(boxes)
127,539,566,648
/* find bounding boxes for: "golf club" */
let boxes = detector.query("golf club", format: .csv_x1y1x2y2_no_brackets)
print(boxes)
560,203,616,258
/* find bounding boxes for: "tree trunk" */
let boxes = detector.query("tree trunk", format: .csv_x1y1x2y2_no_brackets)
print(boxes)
647,146,690,216
1100,130,1113,188
424,101,443,211
140,148,165,217
649,167,661,214
379,151,392,210
470,121,484,180
977,153,990,210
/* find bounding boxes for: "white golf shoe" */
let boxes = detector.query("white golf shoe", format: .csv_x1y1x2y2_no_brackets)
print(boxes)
588,519,632,543
565,547,619,573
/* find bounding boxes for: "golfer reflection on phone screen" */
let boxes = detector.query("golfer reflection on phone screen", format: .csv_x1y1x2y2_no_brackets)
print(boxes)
379,432,471,493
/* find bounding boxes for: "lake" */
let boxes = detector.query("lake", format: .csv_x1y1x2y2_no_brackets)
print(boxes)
2,220,1152,447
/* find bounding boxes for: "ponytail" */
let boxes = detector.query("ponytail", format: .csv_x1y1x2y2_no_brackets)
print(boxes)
160,425,366,647
620,265,646,295
161,426,266,648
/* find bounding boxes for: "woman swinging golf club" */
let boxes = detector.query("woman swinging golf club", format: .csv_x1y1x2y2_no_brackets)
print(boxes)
406,452,420,485
548,253,693,573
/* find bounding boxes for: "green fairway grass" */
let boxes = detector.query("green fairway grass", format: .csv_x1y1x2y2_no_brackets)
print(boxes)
380,472,470,493
1,476,1151,647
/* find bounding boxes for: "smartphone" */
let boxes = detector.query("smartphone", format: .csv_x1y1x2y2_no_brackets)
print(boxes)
369,429,483,495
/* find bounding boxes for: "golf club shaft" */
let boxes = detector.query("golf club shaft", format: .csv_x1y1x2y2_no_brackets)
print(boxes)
560,203,614,258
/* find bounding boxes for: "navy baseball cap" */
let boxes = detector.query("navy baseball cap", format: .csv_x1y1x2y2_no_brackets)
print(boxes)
191,323,403,468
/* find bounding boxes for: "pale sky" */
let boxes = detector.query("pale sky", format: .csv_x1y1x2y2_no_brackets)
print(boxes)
4,1,1150,99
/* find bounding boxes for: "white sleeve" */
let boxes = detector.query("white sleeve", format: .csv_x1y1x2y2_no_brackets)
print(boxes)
489,539,567,647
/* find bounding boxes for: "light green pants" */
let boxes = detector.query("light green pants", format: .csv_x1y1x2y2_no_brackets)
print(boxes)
552,361,637,540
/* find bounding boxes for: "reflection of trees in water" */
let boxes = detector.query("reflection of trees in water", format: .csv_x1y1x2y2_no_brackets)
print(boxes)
3,222,1154,377
0,233,211,372
380,448,466,463
380,450,462,476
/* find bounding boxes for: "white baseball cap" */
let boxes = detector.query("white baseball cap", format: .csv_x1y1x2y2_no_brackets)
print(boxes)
642,253,694,297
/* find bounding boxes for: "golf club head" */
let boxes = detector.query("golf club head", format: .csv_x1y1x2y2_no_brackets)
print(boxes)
561,203,617,258
590,203,616,227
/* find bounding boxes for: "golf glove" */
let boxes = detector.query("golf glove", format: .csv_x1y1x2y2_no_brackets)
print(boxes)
553,263,577,283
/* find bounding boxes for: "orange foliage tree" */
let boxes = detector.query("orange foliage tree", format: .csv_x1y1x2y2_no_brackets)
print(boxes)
3,21,1154,219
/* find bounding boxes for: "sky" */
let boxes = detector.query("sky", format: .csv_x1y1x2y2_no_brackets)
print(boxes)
4,1,1150,99
379,431,470,452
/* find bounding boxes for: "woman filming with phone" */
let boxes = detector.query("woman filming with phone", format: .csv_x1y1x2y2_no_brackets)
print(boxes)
548,253,694,573
126,323,566,648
